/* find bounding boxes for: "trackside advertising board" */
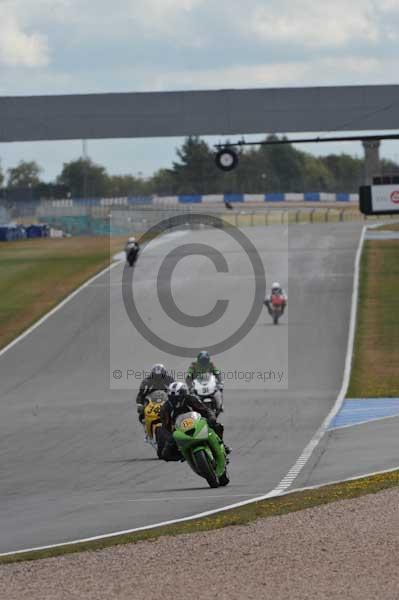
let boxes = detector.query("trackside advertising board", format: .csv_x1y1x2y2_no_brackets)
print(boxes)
359,185,399,215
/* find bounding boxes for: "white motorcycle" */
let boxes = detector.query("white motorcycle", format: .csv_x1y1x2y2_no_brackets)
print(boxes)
192,373,224,417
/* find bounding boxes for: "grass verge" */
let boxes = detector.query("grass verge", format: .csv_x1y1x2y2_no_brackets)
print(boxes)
1,468,399,565
0,236,125,350
347,237,399,397
376,222,399,232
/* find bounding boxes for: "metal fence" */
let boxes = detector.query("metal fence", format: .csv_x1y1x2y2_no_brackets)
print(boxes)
0,200,392,237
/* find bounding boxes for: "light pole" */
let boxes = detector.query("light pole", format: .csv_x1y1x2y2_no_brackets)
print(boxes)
82,140,89,198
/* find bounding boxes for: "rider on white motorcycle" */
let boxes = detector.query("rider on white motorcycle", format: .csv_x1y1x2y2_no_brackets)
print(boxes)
186,351,222,386
264,282,288,316
186,351,224,415
125,236,140,266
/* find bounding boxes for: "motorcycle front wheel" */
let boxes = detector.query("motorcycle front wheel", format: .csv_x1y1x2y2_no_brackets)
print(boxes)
193,449,219,488
155,427,167,459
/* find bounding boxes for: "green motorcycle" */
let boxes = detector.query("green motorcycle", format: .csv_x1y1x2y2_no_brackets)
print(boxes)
173,411,230,488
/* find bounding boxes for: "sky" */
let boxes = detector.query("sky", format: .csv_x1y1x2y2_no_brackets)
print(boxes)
1,0,399,181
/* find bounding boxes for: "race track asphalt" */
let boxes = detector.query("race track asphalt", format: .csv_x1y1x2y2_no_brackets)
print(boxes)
0,222,364,553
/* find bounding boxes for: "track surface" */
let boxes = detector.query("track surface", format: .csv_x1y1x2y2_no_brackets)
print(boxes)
0,223,363,553
298,416,399,488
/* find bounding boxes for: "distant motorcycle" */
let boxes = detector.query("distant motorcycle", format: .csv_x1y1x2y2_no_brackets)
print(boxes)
126,245,139,267
143,390,167,458
173,411,229,488
266,294,285,325
192,373,223,416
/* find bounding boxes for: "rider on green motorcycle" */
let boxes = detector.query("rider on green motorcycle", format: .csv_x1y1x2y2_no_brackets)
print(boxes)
159,382,228,462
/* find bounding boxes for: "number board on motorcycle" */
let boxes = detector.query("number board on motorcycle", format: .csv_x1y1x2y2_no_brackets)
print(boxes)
145,403,161,416
181,418,195,431
271,295,284,306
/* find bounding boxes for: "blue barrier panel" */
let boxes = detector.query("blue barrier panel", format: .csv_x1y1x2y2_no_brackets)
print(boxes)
0,225,28,241
224,193,244,203
336,193,350,202
265,193,285,202
178,194,202,203
0,226,11,241
25,225,38,238
304,192,320,202
16,226,27,240
73,198,101,206
128,196,152,205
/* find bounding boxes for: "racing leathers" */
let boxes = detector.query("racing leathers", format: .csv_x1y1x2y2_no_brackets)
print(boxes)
136,372,175,423
186,360,222,388
264,288,288,316
159,394,224,462
125,240,140,266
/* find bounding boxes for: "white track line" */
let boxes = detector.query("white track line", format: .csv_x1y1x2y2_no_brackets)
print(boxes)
0,225,367,557
272,224,367,494
2,460,397,559
329,413,399,432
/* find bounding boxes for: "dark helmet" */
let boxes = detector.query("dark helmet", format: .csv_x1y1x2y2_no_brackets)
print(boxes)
168,382,189,405
151,363,166,378
197,351,210,369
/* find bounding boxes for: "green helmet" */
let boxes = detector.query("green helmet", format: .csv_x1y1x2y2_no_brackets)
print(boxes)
197,351,210,369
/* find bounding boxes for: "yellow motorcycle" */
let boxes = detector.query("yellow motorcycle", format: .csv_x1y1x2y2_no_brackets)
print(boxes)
143,390,168,458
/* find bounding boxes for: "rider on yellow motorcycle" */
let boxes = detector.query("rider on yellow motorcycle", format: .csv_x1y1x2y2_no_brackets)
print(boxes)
136,363,174,426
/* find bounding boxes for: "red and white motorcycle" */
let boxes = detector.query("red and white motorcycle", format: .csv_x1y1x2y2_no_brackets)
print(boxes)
267,294,286,325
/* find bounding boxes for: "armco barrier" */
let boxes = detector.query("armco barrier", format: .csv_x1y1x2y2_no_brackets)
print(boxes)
304,192,320,202
224,193,244,203
1,206,392,240
265,193,285,202
0,193,359,219
178,194,202,203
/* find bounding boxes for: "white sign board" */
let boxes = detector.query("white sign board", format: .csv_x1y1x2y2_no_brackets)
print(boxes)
371,185,399,213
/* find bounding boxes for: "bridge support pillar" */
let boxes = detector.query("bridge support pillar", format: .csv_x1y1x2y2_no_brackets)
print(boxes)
362,139,381,185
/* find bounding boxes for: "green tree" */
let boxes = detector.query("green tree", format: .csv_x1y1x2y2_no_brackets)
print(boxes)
107,174,150,196
302,154,335,191
380,158,399,177
57,158,109,197
321,154,363,192
148,168,177,195
7,160,43,188
172,136,221,194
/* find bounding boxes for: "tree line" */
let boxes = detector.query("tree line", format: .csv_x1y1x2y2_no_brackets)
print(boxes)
1,136,398,199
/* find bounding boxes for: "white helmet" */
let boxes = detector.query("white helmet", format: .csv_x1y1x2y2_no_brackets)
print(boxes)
128,236,136,243
272,282,281,292
168,381,188,399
